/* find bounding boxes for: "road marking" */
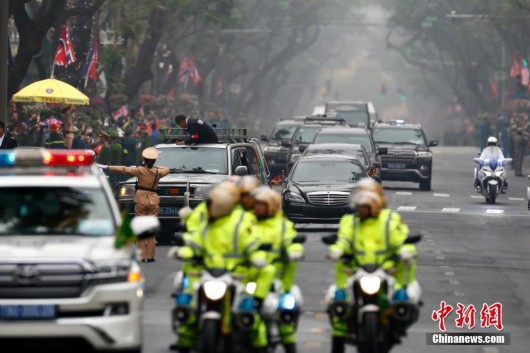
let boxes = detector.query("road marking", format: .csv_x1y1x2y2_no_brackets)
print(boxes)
396,191,412,195
442,208,460,213
486,209,504,214
509,197,525,201
433,193,450,197
470,195,483,199
315,313,328,321
454,292,466,297
436,256,446,260
482,348,500,353
309,328,327,334
304,341,323,349
444,271,455,276
449,279,460,285
397,206,417,211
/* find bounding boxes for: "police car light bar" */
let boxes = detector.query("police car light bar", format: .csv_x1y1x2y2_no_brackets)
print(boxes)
0,149,95,167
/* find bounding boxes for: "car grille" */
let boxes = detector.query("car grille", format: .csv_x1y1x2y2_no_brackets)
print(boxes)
158,186,196,196
307,191,350,206
0,262,128,299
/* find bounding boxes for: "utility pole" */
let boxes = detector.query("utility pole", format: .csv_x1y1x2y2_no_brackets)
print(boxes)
0,0,9,126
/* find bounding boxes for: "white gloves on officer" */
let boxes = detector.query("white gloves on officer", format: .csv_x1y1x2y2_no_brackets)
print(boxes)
252,258,267,268
97,164,109,170
178,206,193,224
398,247,414,264
167,246,185,259
328,249,342,261
288,252,303,261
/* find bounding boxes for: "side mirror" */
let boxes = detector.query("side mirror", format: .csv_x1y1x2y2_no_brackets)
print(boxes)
404,234,422,244
292,234,307,244
429,140,439,147
298,144,308,153
321,233,337,245
131,216,160,240
281,138,292,148
377,147,388,155
260,134,269,142
234,165,249,176
258,243,273,251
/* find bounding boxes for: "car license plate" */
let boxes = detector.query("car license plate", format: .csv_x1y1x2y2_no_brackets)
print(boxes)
159,207,179,216
0,305,57,320
388,163,406,169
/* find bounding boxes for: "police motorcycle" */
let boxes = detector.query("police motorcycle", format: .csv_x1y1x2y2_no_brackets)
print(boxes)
474,157,511,204
170,235,304,353
257,234,306,351
322,234,423,353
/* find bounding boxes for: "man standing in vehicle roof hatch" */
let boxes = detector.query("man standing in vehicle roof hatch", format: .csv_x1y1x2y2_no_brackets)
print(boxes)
174,114,218,145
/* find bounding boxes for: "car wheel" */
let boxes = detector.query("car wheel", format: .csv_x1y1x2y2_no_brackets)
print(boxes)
419,179,431,191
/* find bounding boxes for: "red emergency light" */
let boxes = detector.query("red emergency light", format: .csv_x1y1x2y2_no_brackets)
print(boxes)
43,150,95,167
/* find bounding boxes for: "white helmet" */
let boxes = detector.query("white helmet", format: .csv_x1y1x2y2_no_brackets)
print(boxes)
487,136,498,145
207,187,238,219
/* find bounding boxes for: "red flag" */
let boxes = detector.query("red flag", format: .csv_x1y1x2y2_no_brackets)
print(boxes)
82,40,98,88
54,22,76,67
191,58,201,84
490,79,498,99
179,57,190,84
511,54,522,78
522,66,530,86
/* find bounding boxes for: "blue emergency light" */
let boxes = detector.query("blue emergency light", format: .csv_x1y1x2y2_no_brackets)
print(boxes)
279,292,297,311
0,151,16,166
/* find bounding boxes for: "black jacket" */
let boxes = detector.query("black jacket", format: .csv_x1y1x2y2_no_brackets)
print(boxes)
45,132,66,149
0,135,18,149
185,118,218,144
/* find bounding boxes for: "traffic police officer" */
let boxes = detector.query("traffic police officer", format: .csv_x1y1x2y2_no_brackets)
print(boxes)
174,114,218,145
99,147,169,261
253,187,303,353
327,190,415,353
168,185,274,353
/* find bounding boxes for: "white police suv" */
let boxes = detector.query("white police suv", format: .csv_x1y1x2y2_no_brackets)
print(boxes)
0,148,156,353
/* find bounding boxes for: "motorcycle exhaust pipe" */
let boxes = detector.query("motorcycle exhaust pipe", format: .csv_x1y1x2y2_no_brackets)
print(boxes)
235,312,255,331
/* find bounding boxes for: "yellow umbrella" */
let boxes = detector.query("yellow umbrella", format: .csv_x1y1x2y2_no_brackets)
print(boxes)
12,78,89,105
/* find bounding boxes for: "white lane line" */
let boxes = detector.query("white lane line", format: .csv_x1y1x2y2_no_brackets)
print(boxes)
442,208,460,213
486,209,504,214
454,292,466,297
433,193,450,197
436,256,446,260
304,341,324,349
482,348,500,353
444,271,455,276
470,195,483,199
509,197,525,201
396,191,412,195
397,206,417,211
449,279,460,285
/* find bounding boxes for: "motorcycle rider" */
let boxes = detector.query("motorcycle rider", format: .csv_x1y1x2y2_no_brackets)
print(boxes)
237,175,262,212
475,136,508,193
253,187,304,353
168,185,275,353
327,190,416,353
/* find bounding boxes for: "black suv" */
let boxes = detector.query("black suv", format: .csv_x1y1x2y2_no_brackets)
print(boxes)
261,118,303,176
371,121,438,190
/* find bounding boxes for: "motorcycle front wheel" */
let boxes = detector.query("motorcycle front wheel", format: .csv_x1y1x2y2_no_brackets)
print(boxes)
360,312,380,353
201,319,220,353
489,187,496,204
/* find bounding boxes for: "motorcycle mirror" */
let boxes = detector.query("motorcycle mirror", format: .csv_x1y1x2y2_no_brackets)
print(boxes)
404,234,422,244
258,243,273,251
292,234,307,244
528,175,530,181
321,234,337,245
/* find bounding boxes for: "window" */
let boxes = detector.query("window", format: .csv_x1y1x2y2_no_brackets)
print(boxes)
156,147,228,174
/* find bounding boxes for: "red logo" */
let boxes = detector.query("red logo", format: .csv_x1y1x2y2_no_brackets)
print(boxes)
432,301,504,332
432,301,453,332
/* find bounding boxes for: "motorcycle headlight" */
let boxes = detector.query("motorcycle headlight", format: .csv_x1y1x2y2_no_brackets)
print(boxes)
284,192,305,203
494,170,504,177
119,184,135,198
359,276,381,295
483,170,493,177
246,282,257,295
279,292,297,311
203,281,227,301
417,151,432,157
